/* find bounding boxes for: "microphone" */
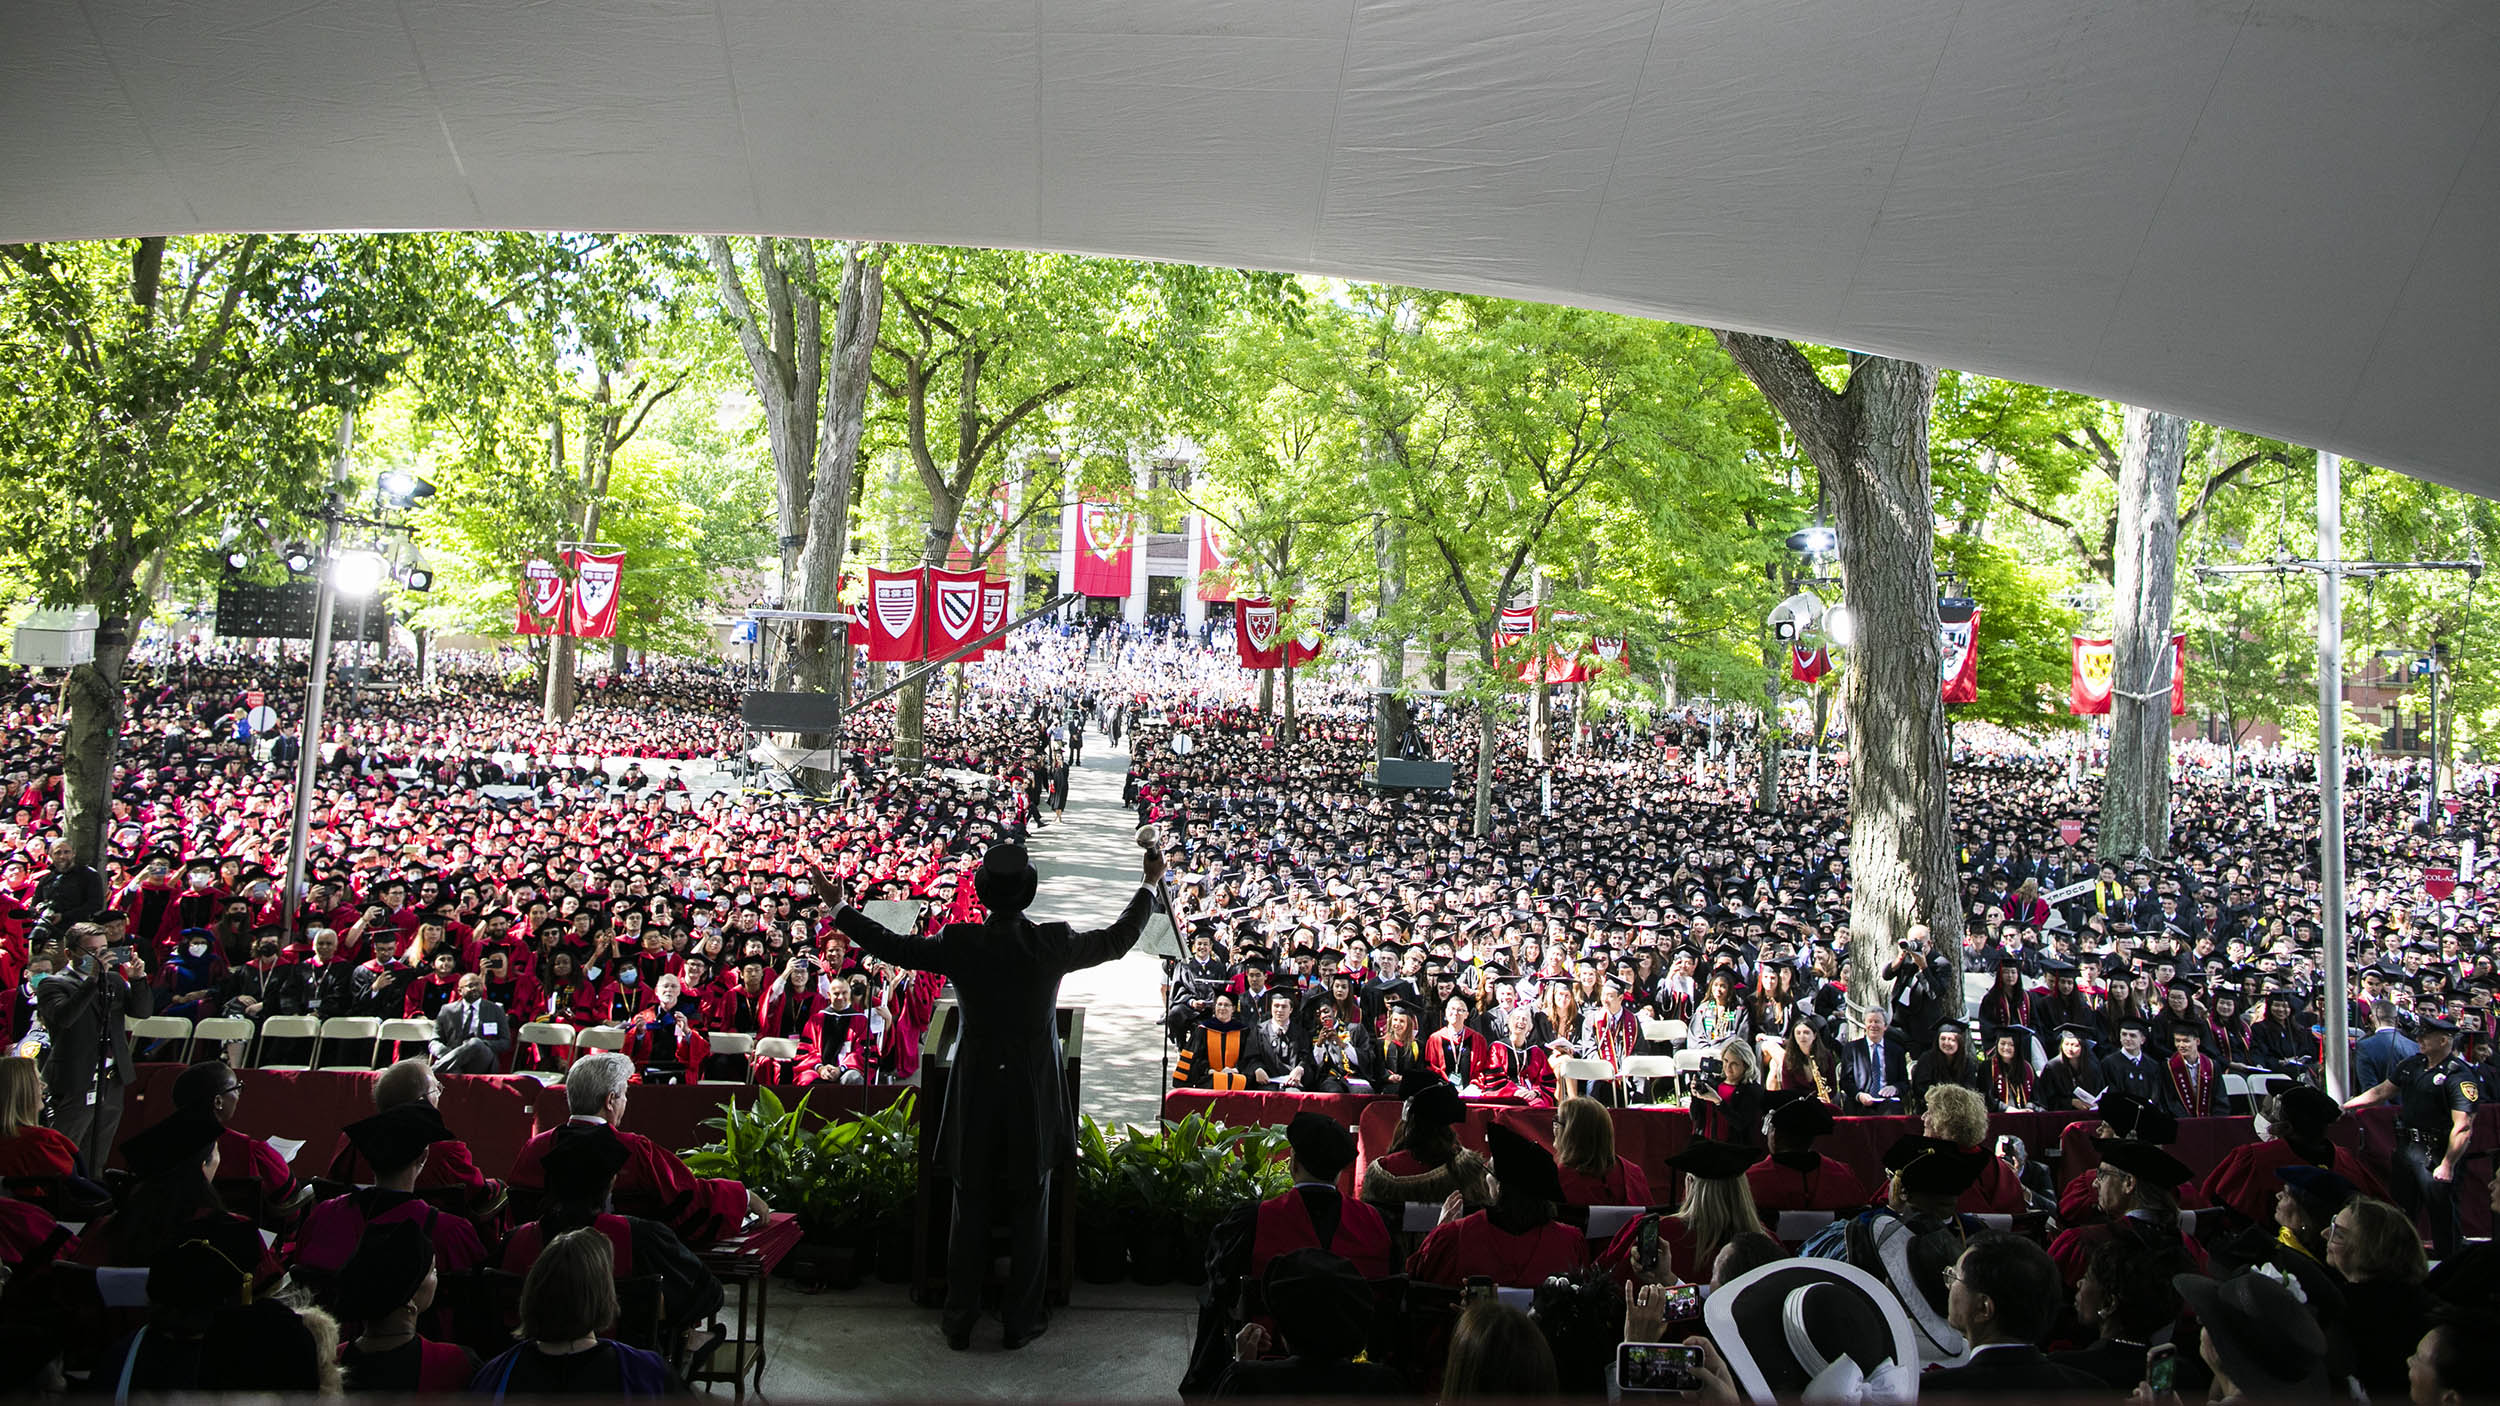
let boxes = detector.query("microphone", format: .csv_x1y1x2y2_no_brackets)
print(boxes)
1134,823,1163,854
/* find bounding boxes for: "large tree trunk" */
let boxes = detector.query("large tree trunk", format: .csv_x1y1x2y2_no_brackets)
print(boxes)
544,382,617,726
61,610,135,865
704,236,823,685
2099,406,2188,860
791,246,882,725
1472,625,1500,836
1282,662,1299,743
1716,335,1960,1012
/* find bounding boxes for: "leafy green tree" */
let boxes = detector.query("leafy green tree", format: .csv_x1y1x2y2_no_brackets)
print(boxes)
0,234,461,861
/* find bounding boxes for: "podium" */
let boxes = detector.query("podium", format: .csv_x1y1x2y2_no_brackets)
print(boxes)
907,1001,1087,1308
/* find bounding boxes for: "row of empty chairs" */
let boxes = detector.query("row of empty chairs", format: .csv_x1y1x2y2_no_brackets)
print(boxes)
124,1014,437,1072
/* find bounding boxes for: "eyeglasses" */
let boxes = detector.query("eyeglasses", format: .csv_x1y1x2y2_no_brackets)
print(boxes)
1941,1265,1963,1286
2326,1221,2351,1242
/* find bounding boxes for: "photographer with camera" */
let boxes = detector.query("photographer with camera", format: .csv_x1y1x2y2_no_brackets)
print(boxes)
27,839,104,950
34,917,154,1170
1882,924,1954,1055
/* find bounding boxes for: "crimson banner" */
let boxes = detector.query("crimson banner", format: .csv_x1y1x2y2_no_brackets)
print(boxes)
924,567,984,659
1589,635,1630,676
1288,619,1324,668
1237,597,1284,669
1195,518,1237,602
1072,501,1132,597
1939,600,1981,704
2070,634,2184,715
569,550,625,640
976,577,1010,658
1791,644,1832,683
517,557,566,636
866,568,925,662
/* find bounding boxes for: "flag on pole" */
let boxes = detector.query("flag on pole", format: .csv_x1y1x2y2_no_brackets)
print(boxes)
568,550,625,640
1790,643,1832,683
976,577,1010,658
1195,518,1237,602
517,558,566,636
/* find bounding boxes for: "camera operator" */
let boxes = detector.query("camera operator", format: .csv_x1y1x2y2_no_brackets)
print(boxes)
34,918,153,1169
1882,924,1954,1055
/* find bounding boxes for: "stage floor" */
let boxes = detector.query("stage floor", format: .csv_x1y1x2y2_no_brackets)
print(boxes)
761,1276,1195,1398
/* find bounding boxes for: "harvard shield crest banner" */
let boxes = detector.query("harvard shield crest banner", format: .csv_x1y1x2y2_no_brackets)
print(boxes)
2071,637,2114,714
1288,620,1325,668
1195,517,1237,602
1072,500,1133,597
976,577,1011,658
516,557,567,636
1237,597,1284,669
1939,600,1981,704
1791,643,1832,683
866,568,924,662
1589,635,1630,677
1539,610,1591,683
569,550,625,640
924,567,984,659
2074,634,2186,714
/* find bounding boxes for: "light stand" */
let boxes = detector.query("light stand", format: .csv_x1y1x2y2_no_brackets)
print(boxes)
2193,451,2480,1099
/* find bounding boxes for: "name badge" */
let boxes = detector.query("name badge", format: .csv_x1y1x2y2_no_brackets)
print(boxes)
482,1023,499,1037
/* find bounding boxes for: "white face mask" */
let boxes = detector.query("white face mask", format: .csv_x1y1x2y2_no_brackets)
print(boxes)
187,943,210,958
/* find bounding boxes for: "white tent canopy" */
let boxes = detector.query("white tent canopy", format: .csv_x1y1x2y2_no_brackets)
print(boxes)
5,0,2493,490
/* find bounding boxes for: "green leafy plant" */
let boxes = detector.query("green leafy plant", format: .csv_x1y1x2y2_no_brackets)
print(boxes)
685,1088,919,1241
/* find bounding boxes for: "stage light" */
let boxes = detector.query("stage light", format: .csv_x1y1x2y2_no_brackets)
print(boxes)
1785,525,1838,557
378,470,436,507
282,543,316,575
223,549,251,572
332,549,388,599
403,566,434,593
1822,604,1857,648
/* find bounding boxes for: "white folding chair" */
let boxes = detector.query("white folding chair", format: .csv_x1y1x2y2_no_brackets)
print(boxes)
517,1022,577,1083
188,1016,257,1066
574,1025,628,1053
377,1017,437,1050
315,1016,380,1070
1656,1019,1689,1047
254,1015,322,1072
125,1015,193,1056
1618,1054,1678,1105
1637,1016,1677,1045
752,1036,800,1063
701,1032,754,1084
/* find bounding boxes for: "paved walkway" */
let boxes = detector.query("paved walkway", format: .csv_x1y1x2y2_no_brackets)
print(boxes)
1028,727,1177,1130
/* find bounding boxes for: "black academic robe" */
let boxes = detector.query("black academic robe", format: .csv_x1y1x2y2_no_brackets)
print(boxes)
2098,1049,2166,1106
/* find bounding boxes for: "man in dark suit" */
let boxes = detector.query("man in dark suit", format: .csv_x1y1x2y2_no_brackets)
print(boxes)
429,972,513,1074
1837,1008,1907,1113
820,841,1161,1350
29,839,105,946
1922,1234,2106,1394
1246,989,1312,1090
35,918,153,1170
2098,1016,2167,1107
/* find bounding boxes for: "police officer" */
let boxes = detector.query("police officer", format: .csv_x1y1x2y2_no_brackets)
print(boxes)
2346,1012,2480,1256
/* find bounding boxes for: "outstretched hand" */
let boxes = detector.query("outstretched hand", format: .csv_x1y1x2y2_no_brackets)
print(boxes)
804,864,844,908
1142,847,1166,887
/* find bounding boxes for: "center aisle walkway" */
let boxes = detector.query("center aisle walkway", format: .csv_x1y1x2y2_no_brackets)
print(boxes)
1027,725,1175,1129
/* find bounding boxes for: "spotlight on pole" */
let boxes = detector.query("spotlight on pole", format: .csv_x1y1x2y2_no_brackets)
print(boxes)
1822,604,1857,648
1785,525,1838,557
377,470,436,507
402,565,434,593
282,542,316,575
332,549,388,599
223,549,251,572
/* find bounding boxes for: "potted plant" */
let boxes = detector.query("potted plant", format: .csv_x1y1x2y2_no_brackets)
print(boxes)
686,1087,919,1290
1117,1120,1184,1285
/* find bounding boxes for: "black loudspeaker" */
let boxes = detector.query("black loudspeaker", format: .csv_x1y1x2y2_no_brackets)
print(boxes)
740,691,839,732
1367,757,1455,791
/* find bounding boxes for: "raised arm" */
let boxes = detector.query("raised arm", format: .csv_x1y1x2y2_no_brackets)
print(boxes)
1061,848,1168,973
813,867,956,977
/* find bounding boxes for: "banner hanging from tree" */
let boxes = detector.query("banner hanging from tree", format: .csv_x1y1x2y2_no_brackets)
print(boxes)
866,568,925,662
1072,501,1132,597
517,558,567,636
2071,634,2185,715
1236,597,1284,669
1195,517,1237,602
924,567,984,659
1939,600,1980,704
1588,635,1631,677
976,577,1011,658
569,549,625,640
1538,610,1590,684
1791,643,1832,683
1288,617,1325,668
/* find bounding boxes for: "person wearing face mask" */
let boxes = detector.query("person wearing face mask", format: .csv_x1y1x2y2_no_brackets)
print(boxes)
157,925,229,1022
